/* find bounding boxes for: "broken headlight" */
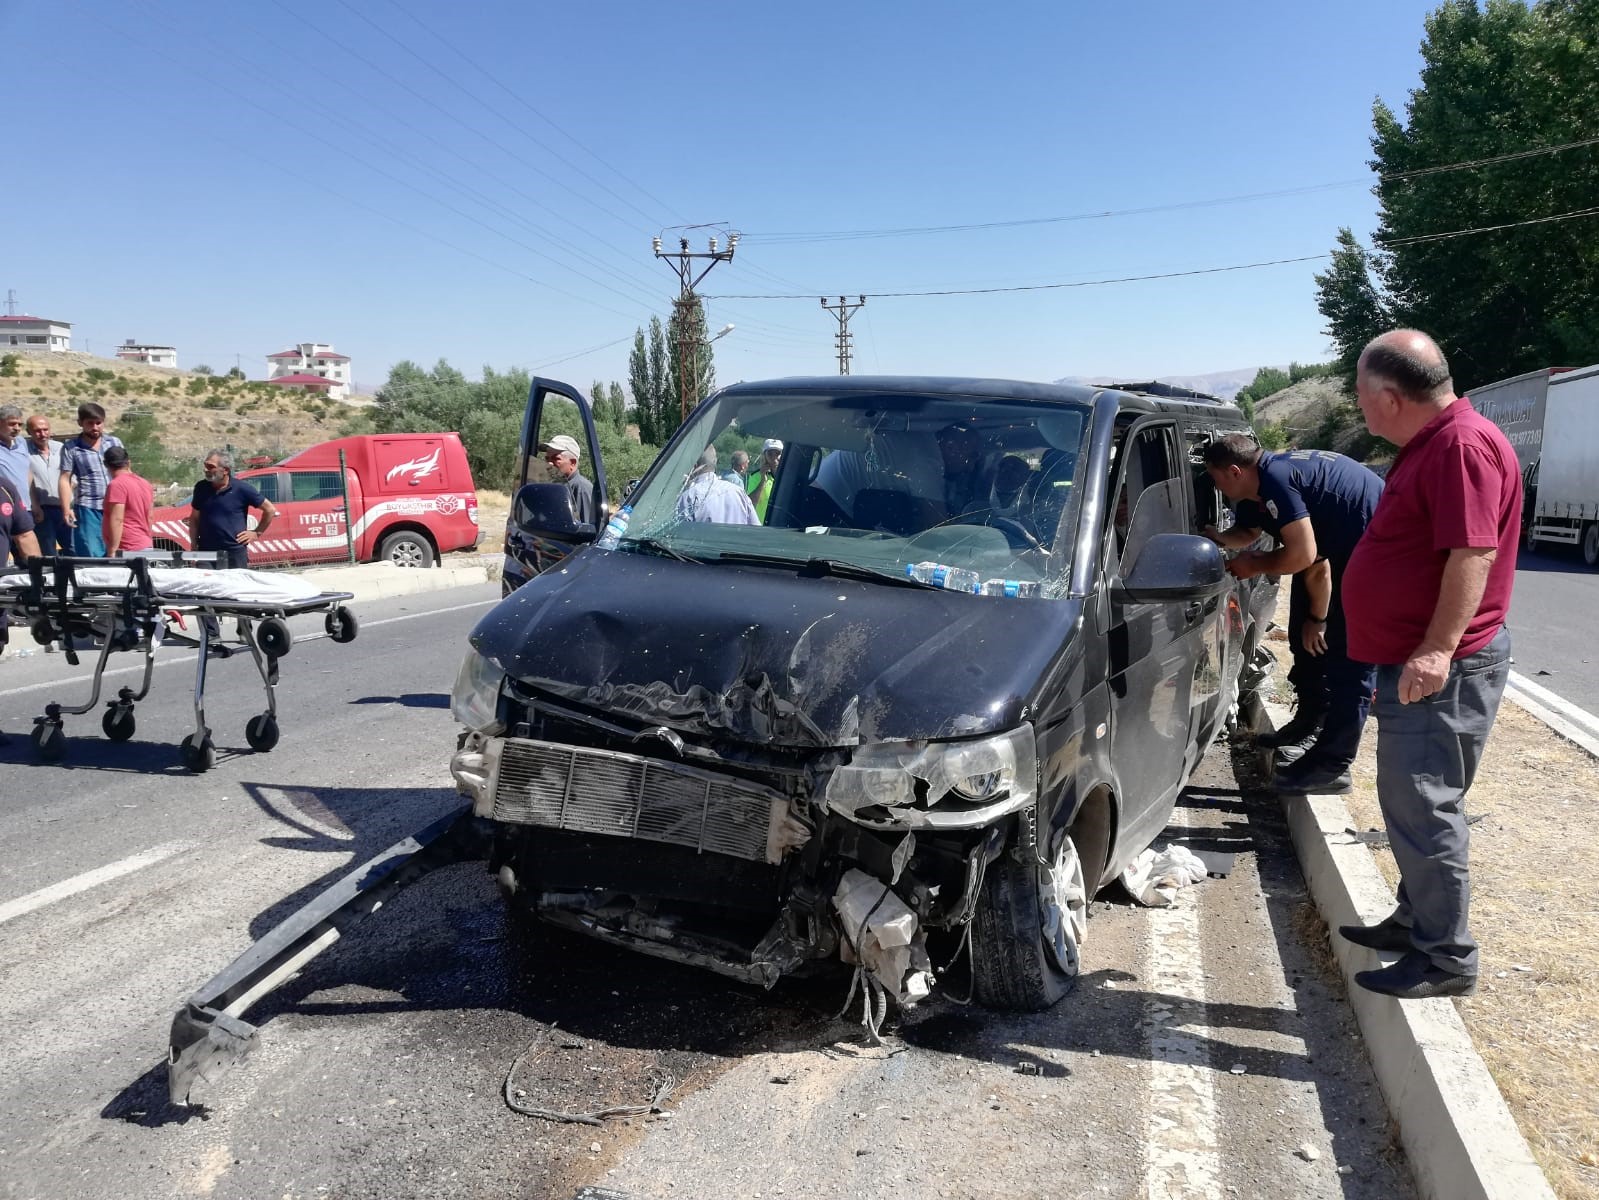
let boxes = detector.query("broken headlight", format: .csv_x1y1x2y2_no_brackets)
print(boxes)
450,647,506,734
824,726,1037,827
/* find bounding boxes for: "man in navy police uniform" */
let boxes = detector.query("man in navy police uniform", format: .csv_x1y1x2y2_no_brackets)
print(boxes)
1202,434,1384,794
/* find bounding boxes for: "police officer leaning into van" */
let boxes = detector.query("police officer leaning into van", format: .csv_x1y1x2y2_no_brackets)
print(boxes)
1202,434,1384,795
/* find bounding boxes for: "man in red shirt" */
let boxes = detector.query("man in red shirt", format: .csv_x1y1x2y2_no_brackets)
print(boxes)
1339,330,1521,1000
103,445,156,556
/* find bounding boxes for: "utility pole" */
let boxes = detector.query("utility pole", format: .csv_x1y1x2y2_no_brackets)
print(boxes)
821,295,866,375
654,231,737,422
3,290,17,317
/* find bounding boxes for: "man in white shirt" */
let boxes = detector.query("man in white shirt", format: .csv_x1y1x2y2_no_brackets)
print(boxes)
676,448,760,525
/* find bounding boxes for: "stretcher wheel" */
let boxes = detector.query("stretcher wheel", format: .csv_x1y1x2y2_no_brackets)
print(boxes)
180,733,215,773
245,714,280,752
325,607,359,643
256,618,292,659
30,618,56,647
102,705,137,742
32,721,65,762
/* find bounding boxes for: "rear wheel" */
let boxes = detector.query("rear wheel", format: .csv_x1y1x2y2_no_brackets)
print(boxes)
379,531,435,568
971,831,1090,1011
1583,523,1599,567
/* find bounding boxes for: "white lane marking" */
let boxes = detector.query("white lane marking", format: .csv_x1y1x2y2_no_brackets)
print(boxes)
0,841,194,926
0,597,496,700
1506,669,1599,758
1143,896,1223,1200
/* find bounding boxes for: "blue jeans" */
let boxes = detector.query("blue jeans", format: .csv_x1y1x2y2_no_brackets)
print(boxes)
1373,626,1511,975
70,507,105,557
33,506,67,556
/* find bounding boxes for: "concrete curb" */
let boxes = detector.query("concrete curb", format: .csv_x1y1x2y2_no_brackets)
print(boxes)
289,557,499,605
1260,699,1555,1200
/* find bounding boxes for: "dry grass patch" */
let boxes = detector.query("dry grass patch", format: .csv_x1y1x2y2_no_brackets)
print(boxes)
1343,701,1599,1199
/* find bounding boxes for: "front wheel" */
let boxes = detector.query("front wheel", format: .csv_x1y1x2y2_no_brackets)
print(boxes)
379,531,435,568
971,832,1089,1011
1583,523,1599,568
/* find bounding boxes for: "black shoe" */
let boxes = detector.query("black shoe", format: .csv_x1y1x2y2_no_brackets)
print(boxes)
1257,708,1325,750
1355,951,1476,999
1274,735,1319,767
1275,759,1352,795
1339,915,1413,953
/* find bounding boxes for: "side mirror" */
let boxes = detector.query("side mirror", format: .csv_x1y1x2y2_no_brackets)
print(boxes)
513,483,595,541
1112,533,1227,604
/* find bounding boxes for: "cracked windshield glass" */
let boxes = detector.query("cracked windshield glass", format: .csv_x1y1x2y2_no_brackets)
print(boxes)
607,389,1089,597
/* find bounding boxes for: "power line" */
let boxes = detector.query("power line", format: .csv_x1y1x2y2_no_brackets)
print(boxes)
747,134,1599,245
709,205,1599,302
376,0,682,225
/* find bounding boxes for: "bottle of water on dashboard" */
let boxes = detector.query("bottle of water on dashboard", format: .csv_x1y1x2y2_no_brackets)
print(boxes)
597,505,632,550
905,561,980,592
978,578,1042,598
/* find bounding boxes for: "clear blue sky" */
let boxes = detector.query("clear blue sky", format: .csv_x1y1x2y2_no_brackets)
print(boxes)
5,0,1445,393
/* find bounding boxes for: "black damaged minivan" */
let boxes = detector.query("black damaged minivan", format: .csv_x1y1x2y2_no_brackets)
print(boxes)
452,375,1274,1011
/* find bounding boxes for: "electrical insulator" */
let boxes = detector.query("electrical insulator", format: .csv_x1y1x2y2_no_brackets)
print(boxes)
708,237,718,253
652,237,662,254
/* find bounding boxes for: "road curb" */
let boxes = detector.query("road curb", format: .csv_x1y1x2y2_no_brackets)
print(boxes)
290,559,498,604
1260,698,1555,1200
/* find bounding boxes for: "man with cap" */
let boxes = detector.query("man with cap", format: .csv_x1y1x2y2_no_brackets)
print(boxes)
747,439,782,522
538,434,596,528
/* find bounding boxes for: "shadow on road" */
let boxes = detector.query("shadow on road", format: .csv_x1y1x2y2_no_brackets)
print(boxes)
348,693,450,709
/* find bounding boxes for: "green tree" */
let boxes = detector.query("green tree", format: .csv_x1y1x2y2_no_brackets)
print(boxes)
665,296,717,439
606,382,627,433
0,354,19,378
1313,228,1393,388
647,315,669,438
226,365,246,380
627,328,654,444
1321,0,1599,390
192,364,213,376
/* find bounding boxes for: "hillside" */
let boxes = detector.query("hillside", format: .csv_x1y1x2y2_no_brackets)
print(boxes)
0,351,366,474
1054,367,1264,401
1253,376,1386,462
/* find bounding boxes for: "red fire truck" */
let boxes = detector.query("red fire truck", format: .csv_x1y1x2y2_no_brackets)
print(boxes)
149,433,482,567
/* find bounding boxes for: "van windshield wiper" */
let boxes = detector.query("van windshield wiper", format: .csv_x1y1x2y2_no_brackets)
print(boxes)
710,551,938,589
621,536,701,563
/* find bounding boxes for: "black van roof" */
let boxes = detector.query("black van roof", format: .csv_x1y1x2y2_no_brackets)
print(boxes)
715,375,1241,416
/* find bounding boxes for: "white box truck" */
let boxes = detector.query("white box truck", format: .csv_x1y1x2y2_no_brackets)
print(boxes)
1521,363,1599,563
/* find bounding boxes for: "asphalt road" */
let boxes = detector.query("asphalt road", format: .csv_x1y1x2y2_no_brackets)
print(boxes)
0,584,1412,1200
1509,544,1599,715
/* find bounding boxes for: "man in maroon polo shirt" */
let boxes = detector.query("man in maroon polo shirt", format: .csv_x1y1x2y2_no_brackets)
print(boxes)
1339,330,1521,1000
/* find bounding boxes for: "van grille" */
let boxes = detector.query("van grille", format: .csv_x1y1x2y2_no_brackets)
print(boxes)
490,738,780,863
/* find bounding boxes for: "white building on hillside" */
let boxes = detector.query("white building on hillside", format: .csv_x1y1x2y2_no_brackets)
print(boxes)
116,339,178,368
1,315,72,352
266,342,351,399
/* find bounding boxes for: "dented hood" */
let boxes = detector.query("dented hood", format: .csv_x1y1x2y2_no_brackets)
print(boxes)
469,548,1082,748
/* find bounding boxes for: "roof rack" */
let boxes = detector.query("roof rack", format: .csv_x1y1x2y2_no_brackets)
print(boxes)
1106,381,1228,405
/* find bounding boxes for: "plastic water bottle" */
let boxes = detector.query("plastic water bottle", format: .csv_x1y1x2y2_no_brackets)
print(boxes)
597,505,632,550
905,561,980,593
978,578,1042,598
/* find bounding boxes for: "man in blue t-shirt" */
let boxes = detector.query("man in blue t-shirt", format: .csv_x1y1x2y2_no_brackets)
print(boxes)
187,449,278,568
1203,435,1384,795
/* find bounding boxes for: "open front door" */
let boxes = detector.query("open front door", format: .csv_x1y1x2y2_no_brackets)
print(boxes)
501,377,610,594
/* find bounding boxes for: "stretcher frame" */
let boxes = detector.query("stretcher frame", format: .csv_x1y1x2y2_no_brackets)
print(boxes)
1,553,358,771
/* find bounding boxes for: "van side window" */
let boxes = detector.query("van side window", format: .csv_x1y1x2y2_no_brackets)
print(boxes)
1186,431,1228,533
1111,425,1184,573
286,470,345,503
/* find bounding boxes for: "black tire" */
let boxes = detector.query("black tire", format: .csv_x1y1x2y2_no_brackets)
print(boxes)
30,619,56,647
970,832,1089,1012
245,713,280,752
1583,523,1599,568
324,606,359,643
102,706,137,742
379,530,435,568
180,733,215,773
256,617,292,659
32,722,66,762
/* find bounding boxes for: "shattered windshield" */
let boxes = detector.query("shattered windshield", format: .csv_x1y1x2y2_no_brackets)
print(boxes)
604,389,1091,598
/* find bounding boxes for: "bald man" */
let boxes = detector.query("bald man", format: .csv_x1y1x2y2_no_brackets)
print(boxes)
1339,330,1521,1000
